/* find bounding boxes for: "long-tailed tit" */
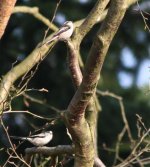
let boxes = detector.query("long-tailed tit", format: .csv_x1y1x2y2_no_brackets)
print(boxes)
40,21,74,46
11,131,53,146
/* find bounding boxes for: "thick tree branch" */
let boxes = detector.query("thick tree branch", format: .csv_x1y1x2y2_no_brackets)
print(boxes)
67,0,128,125
25,145,74,156
67,0,110,88
24,145,105,167
72,0,109,46
0,5,60,114
0,0,17,39
68,0,138,87
67,41,83,87
67,3,110,164
65,0,134,167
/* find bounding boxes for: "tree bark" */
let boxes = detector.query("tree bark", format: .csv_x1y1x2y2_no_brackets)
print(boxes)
65,0,130,166
0,0,17,39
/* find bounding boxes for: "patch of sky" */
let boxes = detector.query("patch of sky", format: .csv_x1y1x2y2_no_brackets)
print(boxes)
78,0,90,4
118,71,134,89
12,27,23,38
137,59,150,88
55,13,66,25
17,54,25,61
136,30,146,43
119,45,150,89
138,1,150,11
121,47,137,68
15,114,26,127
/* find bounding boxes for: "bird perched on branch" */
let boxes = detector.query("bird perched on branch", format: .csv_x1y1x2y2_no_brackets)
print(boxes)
11,131,53,146
39,21,74,47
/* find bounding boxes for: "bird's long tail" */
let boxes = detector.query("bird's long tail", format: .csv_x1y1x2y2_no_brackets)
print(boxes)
38,35,58,48
45,35,58,45
10,136,27,140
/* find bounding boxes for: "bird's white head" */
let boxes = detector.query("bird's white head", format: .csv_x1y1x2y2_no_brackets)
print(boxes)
45,131,53,136
64,21,74,30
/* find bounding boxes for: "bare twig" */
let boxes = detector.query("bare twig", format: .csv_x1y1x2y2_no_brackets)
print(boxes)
115,128,150,167
3,110,57,121
136,1,150,33
50,155,58,167
40,0,61,48
22,93,61,114
51,0,61,23
1,119,31,167
113,127,126,165
136,114,149,133
119,100,134,143
96,90,134,143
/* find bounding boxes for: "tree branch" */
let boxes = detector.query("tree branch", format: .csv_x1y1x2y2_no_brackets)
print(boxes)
0,45,53,113
67,40,83,88
25,145,74,156
24,145,106,167
72,0,109,46
67,0,128,126
13,6,58,31
65,0,131,167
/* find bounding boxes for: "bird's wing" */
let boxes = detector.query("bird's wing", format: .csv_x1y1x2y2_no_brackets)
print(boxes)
53,25,70,37
29,133,45,138
45,25,70,45
38,25,70,47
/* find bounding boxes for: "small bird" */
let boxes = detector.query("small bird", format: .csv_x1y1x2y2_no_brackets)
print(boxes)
40,21,74,46
11,131,53,146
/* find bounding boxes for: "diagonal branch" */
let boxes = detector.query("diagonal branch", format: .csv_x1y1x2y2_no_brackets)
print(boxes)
67,0,110,88
72,0,110,45
13,6,58,31
0,45,53,113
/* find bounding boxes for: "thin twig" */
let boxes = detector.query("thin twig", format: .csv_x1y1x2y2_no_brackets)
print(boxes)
23,93,61,113
137,1,150,33
96,90,134,143
51,0,61,23
3,110,56,121
1,119,31,167
113,126,126,165
115,128,150,167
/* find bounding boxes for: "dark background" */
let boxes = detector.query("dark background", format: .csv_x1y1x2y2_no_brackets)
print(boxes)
0,0,150,166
